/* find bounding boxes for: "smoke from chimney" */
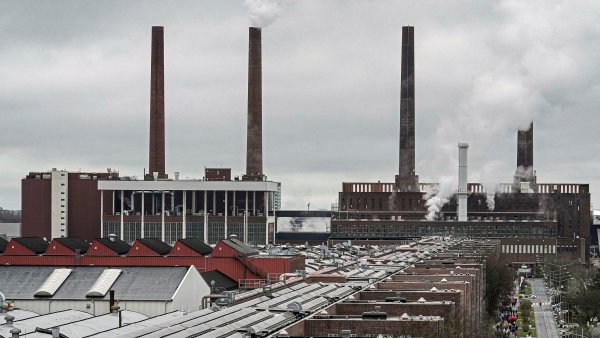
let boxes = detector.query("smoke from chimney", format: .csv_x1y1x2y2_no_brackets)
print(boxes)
244,27,264,181
244,0,281,27
148,26,166,179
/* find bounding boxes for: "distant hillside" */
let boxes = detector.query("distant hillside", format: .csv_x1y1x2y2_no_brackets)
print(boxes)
0,208,21,223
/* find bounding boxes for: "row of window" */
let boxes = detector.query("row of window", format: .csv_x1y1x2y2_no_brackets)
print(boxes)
340,197,423,212
332,223,557,238
102,221,267,245
502,244,556,254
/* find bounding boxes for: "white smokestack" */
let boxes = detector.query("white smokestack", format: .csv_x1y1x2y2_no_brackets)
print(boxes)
457,143,469,222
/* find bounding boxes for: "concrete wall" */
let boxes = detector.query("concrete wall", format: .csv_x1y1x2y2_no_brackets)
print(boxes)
11,299,171,317
331,301,455,318
172,265,210,313
51,170,68,239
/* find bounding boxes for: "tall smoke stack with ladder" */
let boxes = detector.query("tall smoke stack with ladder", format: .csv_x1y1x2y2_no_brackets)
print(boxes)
514,121,536,191
147,26,167,179
243,27,265,181
457,143,469,222
395,26,419,192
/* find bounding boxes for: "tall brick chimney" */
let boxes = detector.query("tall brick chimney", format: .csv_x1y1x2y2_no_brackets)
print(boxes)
148,26,166,179
243,27,264,181
395,26,419,192
514,121,536,187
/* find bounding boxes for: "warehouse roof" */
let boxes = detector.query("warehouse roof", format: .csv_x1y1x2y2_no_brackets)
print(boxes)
12,310,148,338
200,270,238,291
55,237,90,254
137,238,172,255
13,237,48,254
0,237,7,253
95,237,131,255
0,310,93,338
0,266,190,301
178,238,213,255
222,237,258,256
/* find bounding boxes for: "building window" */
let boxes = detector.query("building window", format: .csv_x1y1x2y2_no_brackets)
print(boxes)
187,222,204,240
208,222,225,244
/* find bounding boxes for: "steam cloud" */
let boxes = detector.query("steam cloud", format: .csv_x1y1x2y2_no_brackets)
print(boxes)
424,176,454,221
244,0,282,27
423,0,596,217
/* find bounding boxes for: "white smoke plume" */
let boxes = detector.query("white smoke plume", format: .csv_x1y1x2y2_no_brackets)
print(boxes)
480,160,511,211
244,0,283,27
514,165,535,183
423,0,597,215
424,175,455,221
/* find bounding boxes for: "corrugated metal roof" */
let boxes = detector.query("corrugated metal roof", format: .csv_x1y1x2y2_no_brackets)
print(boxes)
0,310,92,338
0,266,54,299
95,237,131,255
137,238,172,255
1,309,39,321
200,271,237,291
55,237,90,254
0,266,189,301
84,311,186,338
13,237,48,254
178,238,213,255
20,310,147,338
221,238,259,256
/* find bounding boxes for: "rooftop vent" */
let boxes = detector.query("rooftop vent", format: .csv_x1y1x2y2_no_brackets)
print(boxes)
86,269,122,297
35,268,72,297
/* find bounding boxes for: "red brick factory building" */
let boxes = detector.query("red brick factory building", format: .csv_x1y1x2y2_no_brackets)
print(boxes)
21,26,280,245
331,26,591,267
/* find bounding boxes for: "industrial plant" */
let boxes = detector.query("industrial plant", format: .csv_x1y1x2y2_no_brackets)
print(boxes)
1,10,595,337
331,26,591,269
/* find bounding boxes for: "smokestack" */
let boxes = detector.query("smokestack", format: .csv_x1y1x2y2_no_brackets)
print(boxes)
395,26,419,192
244,27,264,181
148,26,166,179
457,143,469,222
517,121,533,169
514,121,536,188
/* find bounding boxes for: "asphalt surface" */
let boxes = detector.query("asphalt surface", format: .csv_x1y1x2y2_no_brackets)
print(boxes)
530,278,560,337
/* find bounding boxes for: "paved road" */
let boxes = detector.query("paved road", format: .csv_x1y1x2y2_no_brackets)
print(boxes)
530,278,559,337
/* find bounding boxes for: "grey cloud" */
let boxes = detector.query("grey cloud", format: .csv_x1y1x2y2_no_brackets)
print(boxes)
1,0,599,212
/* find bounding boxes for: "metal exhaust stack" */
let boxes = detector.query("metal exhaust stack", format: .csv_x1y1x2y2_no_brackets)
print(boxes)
148,26,166,179
457,143,469,222
243,27,264,181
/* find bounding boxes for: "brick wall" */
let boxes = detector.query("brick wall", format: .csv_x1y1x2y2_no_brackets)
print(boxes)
332,301,455,318
302,318,444,338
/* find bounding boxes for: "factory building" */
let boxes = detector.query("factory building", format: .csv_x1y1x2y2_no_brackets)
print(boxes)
0,236,304,286
0,266,207,317
21,170,119,240
331,26,591,263
0,237,499,337
20,26,280,244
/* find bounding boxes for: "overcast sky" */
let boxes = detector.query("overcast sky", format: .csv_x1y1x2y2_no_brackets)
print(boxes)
1,0,600,211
